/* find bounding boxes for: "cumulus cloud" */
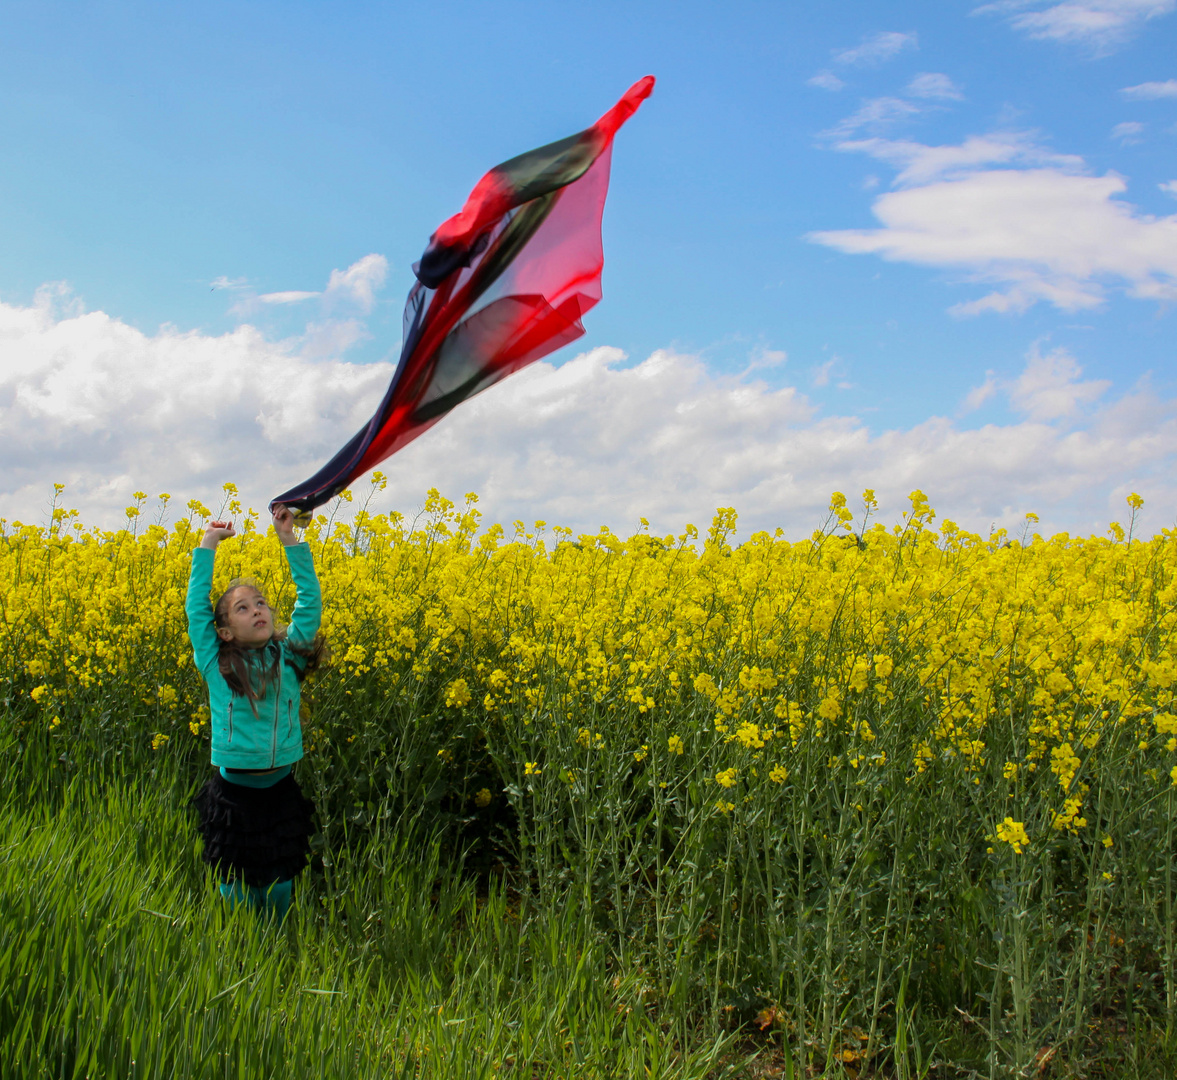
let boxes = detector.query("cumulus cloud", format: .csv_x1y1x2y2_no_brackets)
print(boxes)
975,0,1176,51
1006,344,1111,419
905,73,965,100
0,286,392,525
833,31,918,67
1120,78,1177,98
323,254,388,313
810,134,1177,314
2,292,1174,542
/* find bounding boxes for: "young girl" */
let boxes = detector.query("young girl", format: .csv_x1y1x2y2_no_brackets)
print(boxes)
187,504,325,923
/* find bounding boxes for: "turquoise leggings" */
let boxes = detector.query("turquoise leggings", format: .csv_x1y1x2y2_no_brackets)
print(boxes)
218,879,293,924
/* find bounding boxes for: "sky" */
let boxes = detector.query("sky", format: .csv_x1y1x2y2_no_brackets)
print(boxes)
2,0,1175,540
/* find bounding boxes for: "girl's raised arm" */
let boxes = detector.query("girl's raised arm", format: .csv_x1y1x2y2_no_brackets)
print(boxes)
186,520,235,673
273,506,322,646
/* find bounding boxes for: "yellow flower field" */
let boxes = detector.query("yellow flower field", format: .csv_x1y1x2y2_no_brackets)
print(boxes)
3,480,1177,1072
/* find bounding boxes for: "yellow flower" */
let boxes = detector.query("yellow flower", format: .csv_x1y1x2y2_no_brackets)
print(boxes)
715,800,735,814
714,768,738,789
733,722,765,749
668,735,684,755
1050,743,1081,790
1051,795,1088,833
524,761,541,777
151,733,170,751
816,690,842,722
444,678,471,708
474,788,492,808
995,817,1030,854
633,745,649,762
768,765,788,784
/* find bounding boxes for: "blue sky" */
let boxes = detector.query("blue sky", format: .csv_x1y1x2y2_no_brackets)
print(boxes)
2,1,1176,537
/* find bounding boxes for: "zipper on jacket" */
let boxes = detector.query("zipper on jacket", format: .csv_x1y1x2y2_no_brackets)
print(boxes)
271,660,282,768
288,699,295,738
227,701,233,743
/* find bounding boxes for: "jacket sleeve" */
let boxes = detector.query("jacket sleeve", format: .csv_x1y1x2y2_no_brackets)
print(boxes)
186,547,221,674
284,542,322,647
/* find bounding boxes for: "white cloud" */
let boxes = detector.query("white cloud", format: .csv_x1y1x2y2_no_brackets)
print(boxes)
1121,79,1177,98
0,287,391,527
975,0,1176,52
962,371,1000,412
1007,344,1111,419
257,290,319,305
824,97,925,139
1111,120,1146,143
808,70,845,91
963,345,1110,419
833,31,918,66
228,254,389,322
744,347,788,374
323,254,388,313
210,276,248,292
811,135,1177,314
906,73,964,100
833,131,1083,187
3,293,1173,541
1161,180,1177,196
811,358,836,387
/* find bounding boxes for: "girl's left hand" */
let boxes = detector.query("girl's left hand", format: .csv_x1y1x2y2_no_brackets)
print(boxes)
272,504,299,545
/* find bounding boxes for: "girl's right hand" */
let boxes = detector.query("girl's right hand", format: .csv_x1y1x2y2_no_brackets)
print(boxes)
200,520,236,549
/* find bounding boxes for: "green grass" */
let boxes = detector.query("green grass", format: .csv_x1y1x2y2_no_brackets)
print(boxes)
0,762,747,1080
5,755,1176,1079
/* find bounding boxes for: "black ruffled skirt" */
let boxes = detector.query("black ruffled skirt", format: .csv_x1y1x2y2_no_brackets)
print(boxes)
193,772,316,887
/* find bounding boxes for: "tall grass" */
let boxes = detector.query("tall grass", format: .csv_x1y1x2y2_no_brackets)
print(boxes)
0,735,739,1079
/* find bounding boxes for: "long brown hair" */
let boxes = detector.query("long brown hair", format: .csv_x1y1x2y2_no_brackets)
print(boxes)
213,580,330,711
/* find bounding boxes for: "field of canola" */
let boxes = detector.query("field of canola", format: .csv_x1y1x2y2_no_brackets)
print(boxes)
3,480,1177,1078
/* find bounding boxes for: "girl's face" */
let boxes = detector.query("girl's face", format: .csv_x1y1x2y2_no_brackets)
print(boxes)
217,586,274,648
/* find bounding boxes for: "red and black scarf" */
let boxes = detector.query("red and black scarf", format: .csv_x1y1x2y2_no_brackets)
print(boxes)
272,76,654,518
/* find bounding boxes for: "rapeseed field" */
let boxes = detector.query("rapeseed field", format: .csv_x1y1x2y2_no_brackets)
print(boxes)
3,479,1176,1078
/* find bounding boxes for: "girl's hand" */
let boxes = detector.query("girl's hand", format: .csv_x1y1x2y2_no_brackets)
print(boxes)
272,504,299,546
200,520,236,549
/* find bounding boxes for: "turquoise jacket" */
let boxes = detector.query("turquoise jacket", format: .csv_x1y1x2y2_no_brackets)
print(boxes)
186,543,322,769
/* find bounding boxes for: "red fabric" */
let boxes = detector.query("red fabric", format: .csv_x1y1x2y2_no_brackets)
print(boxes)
271,76,653,516
431,75,653,249
354,145,617,473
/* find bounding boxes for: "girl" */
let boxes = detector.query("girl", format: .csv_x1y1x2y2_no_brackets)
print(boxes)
187,504,326,923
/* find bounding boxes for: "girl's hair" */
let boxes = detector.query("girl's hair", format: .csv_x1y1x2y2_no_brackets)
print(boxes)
213,579,330,709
